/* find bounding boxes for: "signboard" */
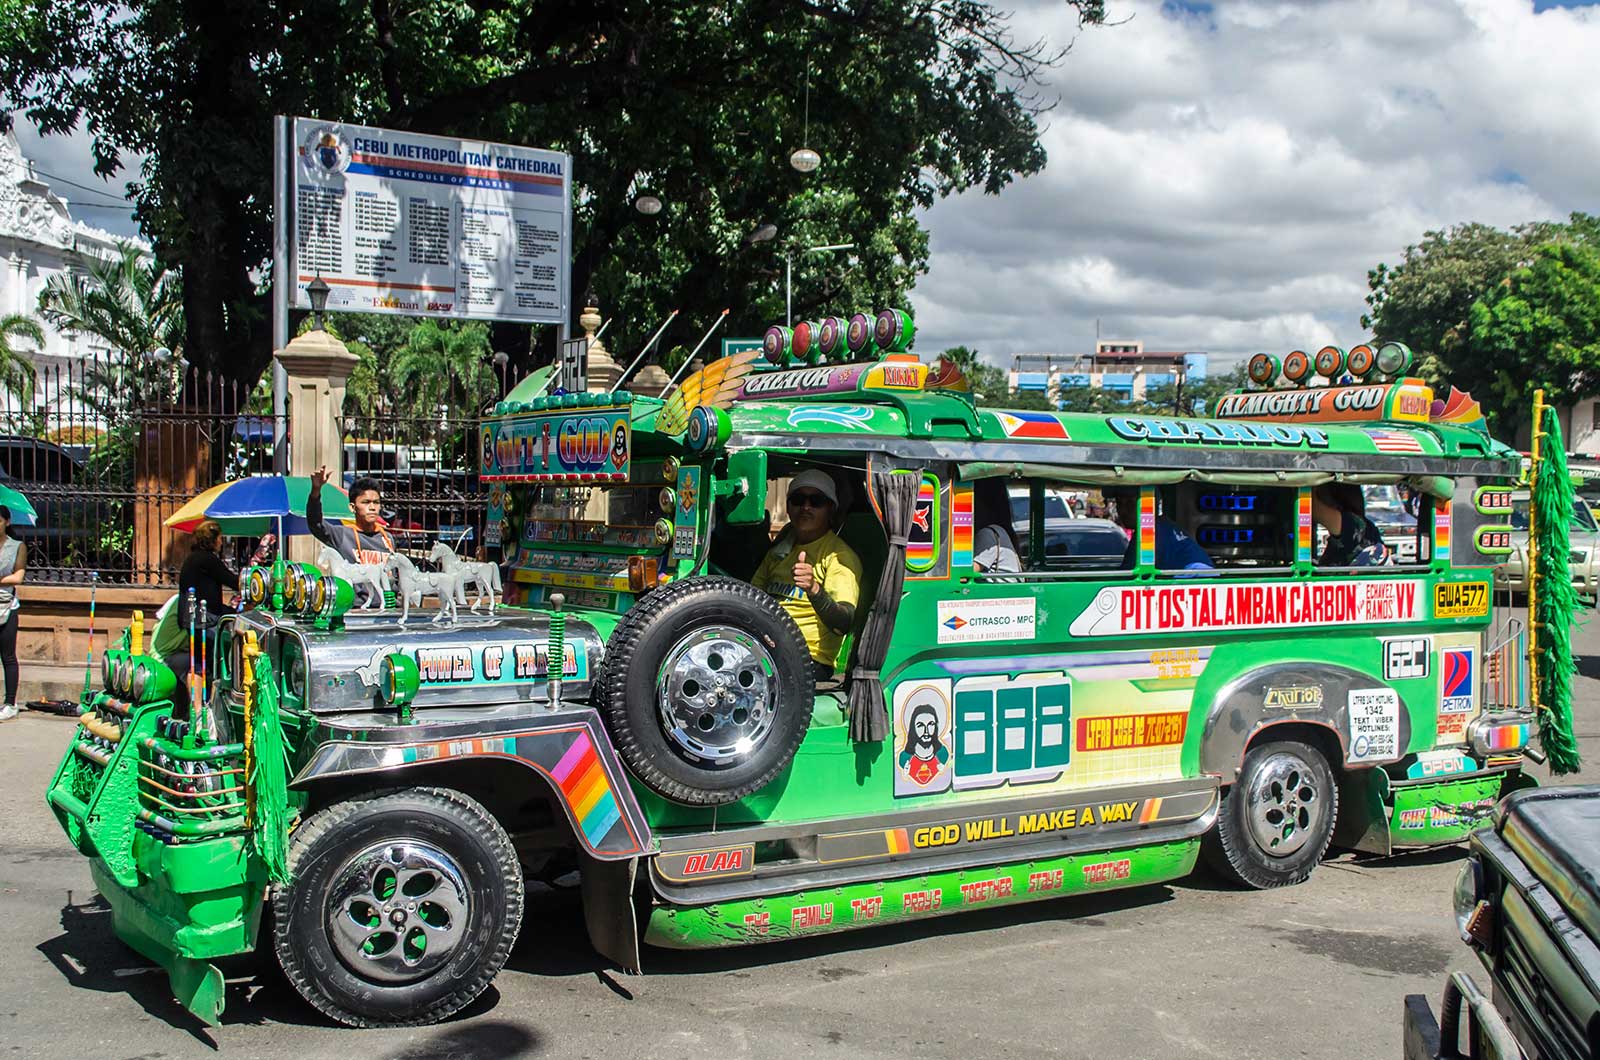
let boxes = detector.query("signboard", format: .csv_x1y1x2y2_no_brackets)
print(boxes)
289,117,570,323
560,337,588,393
721,338,764,359
1212,380,1433,425
482,408,631,482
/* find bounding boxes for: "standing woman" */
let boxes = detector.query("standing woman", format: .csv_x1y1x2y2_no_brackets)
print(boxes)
0,506,27,721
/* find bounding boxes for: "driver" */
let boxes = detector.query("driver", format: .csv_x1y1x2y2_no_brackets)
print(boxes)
751,469,863,680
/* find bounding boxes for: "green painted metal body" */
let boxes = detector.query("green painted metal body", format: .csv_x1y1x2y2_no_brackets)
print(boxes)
646,839,1199,948
46,354,1541,1021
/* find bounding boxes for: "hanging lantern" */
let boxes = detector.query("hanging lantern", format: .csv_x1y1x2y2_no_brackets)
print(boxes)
789,147,821,173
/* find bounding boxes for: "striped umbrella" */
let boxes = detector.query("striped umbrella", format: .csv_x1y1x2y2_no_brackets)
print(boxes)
0,484,37,527
164,476,356,535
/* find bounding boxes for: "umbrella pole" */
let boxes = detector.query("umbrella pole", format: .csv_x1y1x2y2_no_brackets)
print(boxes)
79,572,98,711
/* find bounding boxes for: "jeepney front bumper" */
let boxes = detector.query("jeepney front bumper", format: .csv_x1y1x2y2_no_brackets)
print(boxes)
1403,972,1525,1060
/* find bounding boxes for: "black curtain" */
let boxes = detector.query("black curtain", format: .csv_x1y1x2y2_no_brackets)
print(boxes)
848,462,918,742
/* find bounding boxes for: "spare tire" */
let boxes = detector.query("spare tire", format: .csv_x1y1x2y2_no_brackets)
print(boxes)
601,576,813,805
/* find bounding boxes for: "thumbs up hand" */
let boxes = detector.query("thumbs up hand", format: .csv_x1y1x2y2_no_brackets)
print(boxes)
793,550,817,595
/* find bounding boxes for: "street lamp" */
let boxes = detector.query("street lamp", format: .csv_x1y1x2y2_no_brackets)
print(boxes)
634,193,663,216
744,223,778,247
306,274,331,331
785,242,854,326
492,351,510,395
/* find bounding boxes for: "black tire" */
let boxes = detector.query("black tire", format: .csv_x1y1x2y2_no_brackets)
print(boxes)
1202,739,1338,889
272,787,523,1027
602,575,813,806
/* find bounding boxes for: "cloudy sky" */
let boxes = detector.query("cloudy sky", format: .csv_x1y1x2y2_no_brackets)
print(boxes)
10,0,1599,374
911,0,1600,369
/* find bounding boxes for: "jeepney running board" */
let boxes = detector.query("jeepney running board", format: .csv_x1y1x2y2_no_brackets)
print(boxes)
649,777,1218,906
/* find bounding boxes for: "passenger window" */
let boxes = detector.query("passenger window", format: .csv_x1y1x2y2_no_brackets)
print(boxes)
1169,484,1294,570
973,479,1123,575
1309,483,1430,568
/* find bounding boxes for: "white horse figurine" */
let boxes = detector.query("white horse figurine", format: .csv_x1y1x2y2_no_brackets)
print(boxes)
428,543,502,614
384,552,468,624
318,546,390,609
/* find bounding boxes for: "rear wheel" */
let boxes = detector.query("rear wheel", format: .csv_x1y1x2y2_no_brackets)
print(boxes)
272,787,523,1027
1203,739,1337,889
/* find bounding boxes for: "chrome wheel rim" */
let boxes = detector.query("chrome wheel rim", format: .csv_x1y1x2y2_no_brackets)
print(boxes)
326,841,469,983
1245,751,1324,857
657,626,777,766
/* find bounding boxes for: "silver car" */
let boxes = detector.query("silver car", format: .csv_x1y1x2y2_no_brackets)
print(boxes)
1495,492,1600,603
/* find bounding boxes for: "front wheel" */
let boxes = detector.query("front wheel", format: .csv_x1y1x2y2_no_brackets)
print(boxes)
1203,739,1338,889
272,787,524,1027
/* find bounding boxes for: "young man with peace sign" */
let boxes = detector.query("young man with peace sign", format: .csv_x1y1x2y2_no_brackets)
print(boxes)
750,469,864,680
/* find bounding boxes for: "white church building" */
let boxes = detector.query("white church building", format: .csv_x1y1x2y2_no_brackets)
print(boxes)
0,124,150,413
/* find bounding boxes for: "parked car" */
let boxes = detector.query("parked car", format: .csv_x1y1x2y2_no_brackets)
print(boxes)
1403,786,1600,1059
0,435,99,574
1363,484,1422,563
1039,516,1129,570
1494,491,1600,603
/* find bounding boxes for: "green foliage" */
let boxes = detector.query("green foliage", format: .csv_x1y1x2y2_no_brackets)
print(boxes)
0,0,1106,389
938,345,1007,404
1462,242,1600,431
1362,213,1600,429
1530,405,1581,773
0,313,41,399
37,241,186,416
386,319,496,424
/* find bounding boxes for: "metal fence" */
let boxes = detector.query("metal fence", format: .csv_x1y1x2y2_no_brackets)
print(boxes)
6,355,508,587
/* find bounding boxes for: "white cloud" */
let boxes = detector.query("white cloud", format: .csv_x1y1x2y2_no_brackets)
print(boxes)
912,0,1600,369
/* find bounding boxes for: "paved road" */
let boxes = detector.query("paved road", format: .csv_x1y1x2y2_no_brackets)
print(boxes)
5,625,1599,1060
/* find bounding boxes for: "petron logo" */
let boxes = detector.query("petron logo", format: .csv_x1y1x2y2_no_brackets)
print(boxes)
1441,649,1474,712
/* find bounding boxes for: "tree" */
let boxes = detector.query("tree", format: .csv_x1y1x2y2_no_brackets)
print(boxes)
35,242,186,413
0,0,1107,391
0,313,41,405
1462,241,1600,432
385,319,497,425
938,345,1008,404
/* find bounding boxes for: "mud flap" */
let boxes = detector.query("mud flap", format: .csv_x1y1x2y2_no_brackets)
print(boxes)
1332,766,1393,856
580,851,641,973
111,907,226,1026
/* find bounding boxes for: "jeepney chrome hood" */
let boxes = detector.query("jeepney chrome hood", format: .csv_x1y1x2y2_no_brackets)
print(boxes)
234,610,605,714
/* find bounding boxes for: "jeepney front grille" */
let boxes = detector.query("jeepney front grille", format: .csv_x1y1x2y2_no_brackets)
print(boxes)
134,736,249,844
1498,914,1588,1058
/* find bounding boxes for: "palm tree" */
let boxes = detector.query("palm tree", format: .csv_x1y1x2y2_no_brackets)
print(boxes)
0,314,42,403
386,319,497,426
37,242,185,414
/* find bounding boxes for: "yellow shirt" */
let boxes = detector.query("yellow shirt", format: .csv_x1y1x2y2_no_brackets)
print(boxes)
751,530,863,666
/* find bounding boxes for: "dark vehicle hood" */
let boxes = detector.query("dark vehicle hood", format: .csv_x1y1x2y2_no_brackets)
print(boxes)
1497,786,1600,948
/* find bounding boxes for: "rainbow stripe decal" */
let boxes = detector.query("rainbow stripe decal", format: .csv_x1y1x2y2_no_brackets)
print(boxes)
1482,721,1530,751
392,723,646,857
952,483,974,568
1139,491,1157,567
1434,497,1451,562
552,730,623,850
1297,490,1314,562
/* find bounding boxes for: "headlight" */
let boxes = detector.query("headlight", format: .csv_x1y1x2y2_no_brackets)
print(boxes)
102,653,112,690
130,662,149,701
1454,857,1485,945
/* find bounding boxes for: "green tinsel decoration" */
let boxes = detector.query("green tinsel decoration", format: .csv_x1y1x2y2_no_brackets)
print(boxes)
248,652,294,883
1531,405,1582,774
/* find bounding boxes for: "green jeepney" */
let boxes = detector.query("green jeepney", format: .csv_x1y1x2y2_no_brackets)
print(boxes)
47,313,1544,1028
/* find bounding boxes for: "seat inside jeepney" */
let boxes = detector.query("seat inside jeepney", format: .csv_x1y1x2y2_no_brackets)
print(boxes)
830,509,888,678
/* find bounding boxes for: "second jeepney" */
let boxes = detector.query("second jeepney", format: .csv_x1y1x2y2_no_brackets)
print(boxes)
48,312,1546,1027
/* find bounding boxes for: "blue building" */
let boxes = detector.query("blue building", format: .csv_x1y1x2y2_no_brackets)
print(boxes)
1008,341,1209,405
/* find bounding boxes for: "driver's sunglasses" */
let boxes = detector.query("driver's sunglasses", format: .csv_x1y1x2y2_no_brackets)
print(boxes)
788,491,831,509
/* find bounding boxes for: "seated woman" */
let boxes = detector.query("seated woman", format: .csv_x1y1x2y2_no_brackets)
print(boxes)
750,470,864,680
972,478,1021,574
1313,482,1391,566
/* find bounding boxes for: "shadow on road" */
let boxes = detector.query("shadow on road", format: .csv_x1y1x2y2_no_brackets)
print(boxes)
380,1019,540,1058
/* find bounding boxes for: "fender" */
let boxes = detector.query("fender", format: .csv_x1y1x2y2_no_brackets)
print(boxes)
292,708,652,860
1200,662,1413,781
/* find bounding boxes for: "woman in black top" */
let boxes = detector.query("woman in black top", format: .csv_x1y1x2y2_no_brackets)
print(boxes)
162,520,237,715
1312,483,1391,566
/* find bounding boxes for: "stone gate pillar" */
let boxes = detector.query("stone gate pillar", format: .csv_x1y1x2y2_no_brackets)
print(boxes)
274,328,359,563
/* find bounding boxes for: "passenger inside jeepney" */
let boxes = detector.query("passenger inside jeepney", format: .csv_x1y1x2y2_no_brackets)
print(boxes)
1106,488,1214,570
749,469,864,680
1312,482,1391,566
972,478,1021,574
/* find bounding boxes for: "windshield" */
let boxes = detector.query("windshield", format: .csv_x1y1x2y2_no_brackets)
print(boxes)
1510,497,1598,533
